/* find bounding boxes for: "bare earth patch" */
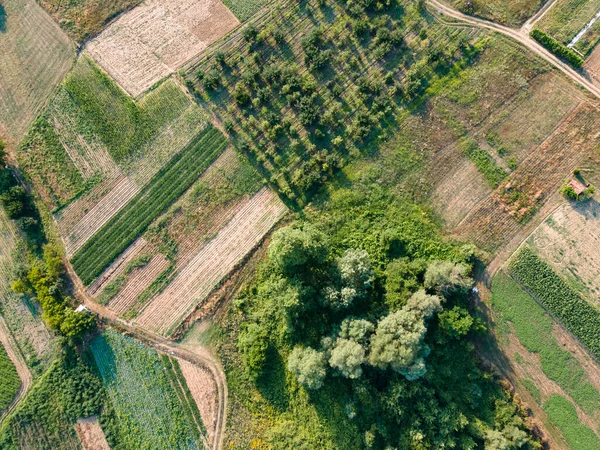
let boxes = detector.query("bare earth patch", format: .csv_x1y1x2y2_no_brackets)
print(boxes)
585,44,600,85
178,359,218,443
85,0,240,97
137,187,287,335
75,417,111,450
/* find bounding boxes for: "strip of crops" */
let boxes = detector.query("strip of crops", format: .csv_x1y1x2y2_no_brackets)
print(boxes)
0,343,20,412
72,126,228,285
543,394,600,450
90,329,203,449
509,246,600,359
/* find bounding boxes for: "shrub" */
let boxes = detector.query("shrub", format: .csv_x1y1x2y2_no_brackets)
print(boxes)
530,29,584,68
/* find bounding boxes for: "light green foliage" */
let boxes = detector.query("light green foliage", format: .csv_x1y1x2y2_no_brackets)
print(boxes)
0,344,20,412
72,126,227,285
338,249,374,292
223,0,267,22
90,329,204,449
385,258,427,309
287,347,328,390
369,290,442,380
522,379,541,404
238,322,270,379
424,260,472,296
328,339,366,379
438,306,483,340
491,272,600,414
460,140,508,188
269,224,329,275
544,395,600,450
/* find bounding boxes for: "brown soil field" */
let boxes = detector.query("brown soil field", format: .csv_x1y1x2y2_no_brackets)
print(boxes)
455,102,600,255
529,201,600,308
0,0,74,143
585,43,600,85
137,187,286,335
85,0,240,97
178,359,218,443
75,417,111,450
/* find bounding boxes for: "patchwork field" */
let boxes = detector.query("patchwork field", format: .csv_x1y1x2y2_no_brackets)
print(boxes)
90,329,211,449
0,0,74,144
452,0,546,26
85,0,240,97
39,0,143,43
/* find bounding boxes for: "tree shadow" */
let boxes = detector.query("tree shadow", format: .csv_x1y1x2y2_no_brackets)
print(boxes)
0,4,6,33
256,345,290,411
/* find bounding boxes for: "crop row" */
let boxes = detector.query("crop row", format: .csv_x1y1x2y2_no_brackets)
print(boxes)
0,343,20,412
509,246,600,359
72,126,228,285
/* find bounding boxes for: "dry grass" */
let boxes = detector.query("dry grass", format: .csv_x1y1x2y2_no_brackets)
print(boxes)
74,417,110,450
453,0,546,26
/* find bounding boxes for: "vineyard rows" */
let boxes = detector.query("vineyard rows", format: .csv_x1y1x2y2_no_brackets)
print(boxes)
90,329,205,449
138,187,286,335
72,126,228,285
509,246,600,359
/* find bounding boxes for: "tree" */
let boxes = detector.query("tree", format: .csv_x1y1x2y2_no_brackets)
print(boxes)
338,248,374,292
238,322,269,379
268,224,328,275
60,308,95,338
0,185,28,219
438,306,484,340
329,338,366,379
424,260,472,296
287,346,327,390
385,258,427,308
369,290,442,380
0,139,7,168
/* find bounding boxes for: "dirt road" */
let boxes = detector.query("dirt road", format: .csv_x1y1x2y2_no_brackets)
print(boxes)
428,0,600,100
0,317,33,424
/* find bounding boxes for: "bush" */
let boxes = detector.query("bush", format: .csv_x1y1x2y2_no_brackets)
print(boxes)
530,29,584,68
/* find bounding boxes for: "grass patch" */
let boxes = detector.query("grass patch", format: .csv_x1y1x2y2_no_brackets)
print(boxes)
461,139,508,188
522,378,541,404
508,246,600,359
72,126,227,285
544,394,600,450
0,343,20,412
491,271,600,415
224,0,268,22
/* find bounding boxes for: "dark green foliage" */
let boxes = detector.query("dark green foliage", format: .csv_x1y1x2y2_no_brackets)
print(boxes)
0,186,29,219
0,344,20,413
530,29,584,68
72,126,227,285
509,247,600,359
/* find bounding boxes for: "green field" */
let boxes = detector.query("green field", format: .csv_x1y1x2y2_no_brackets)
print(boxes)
90,329,205,449
544,395,600,449
224,0,269,22
72,125,228,285
491,272,600,415
39,0,142,42
537,0,600,46
454,0,546,26
185,0,483,205
0,0,74,142
0,343,20,413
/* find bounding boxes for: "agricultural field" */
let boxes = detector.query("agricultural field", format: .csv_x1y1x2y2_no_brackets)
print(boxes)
223,0,270,22
452,0,547,26
85,0,240,97
39,0,143,43
0,342,20,414
536,0,600,49
0,0,74,144
90,329,210,449
491,272,600,448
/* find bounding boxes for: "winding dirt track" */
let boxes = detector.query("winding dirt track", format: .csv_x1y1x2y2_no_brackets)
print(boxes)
0,317,33,424
429,0,600,100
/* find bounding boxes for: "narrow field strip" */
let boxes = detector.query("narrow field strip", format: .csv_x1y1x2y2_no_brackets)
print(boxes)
72,126,228,285
63,176,140,257
138,187,287,335
74,417,110,450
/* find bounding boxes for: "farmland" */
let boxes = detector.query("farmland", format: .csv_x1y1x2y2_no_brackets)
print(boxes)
0,343,20,413
544,395,600,449
90,329,208,449
453,0,546,26
39,0,143,43
536,0,600,47
224,0,269,22
85,0,240,97
0,0,74,144
72,125,228,285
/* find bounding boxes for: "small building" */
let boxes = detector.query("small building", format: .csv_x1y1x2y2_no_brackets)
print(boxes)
75,305,89,314
568,179,589,196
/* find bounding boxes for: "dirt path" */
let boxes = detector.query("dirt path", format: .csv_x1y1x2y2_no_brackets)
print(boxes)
66,262,228,450
522,0,560,33
0,317,33,424
428,0,600,100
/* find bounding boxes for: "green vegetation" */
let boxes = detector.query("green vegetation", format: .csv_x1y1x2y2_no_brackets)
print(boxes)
97,255,152,304
0,343,20,412
522,379,541,404
544,394,600,450
72,125,228,285
185,0,484,205
461,139,508,188
530,29,584,68
509,247,600,359
224,0,268,22
0,349,106,450
491,272,600,414
90,329,205,449
574,18,600,55
39,0,143,42
536,0,600,46
455,0,546,26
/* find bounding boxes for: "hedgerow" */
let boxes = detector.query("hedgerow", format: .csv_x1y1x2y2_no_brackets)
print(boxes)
509,246,600,358
530,29,584,68
72,126,227,285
